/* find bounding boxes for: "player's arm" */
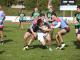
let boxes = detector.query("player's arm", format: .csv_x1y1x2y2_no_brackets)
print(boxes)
51,15,61,28
44,28,52,32
51,22,61,29
48,18,53,22
40,26,52,32
15,13,20,21
72,13,79,24
73,17,78,24
53,22,61,28
30,24,36,37
15,16,19,20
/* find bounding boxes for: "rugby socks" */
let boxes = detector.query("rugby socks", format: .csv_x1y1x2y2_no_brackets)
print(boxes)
61,42,64,44
42,45,47,49
24,45,29,47
0,37,4,44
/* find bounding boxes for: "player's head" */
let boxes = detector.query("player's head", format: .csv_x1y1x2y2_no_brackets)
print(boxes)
48,7,55,13
37,19,43,26
51,14,57,21
34,7,38,12
77,5,80,12
77,5,80,9
49,7,53,12
40,13,45,18
51,12,57,21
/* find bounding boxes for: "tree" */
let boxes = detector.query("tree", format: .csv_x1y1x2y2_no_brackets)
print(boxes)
38,0,48,10
25,0,36,9
0,0,7,5
75,0,80,6
52,0,60,11
0,0,17,6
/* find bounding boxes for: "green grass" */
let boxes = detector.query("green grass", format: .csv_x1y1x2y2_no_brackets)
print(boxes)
0,22,80,60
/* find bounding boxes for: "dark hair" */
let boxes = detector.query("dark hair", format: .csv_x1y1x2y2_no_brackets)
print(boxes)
37,19,43,25
77,5,80,8
52,11,57,16
40,13,45,17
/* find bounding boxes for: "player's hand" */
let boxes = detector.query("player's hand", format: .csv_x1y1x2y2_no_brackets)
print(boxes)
32,32,36,38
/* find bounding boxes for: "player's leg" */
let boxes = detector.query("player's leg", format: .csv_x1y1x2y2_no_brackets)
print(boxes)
75,29,78,35
75,26,78,36
77,34,80,42
23,31,37,50
19,21,21,29
0,28,4,45
21,22,23,29
45,33,52,51
76,29,80,48
23,32,31,50
55,34,61,49
37,33,46,48
19,21,23,30
27,33,36,46
57,29,66,49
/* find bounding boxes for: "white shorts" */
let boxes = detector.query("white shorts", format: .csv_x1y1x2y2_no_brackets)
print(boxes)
37,32,47,42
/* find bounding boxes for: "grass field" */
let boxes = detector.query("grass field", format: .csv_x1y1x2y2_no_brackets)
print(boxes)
0,22,80,60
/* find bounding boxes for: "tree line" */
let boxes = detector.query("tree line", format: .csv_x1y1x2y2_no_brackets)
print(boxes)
0,0,80,10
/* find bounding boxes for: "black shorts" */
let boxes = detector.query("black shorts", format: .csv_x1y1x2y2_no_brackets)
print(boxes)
0,28,3,31
65,27,70,32
27,28,37,34
75,25,79,29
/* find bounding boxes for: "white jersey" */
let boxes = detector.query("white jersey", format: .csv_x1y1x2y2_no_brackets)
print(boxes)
0,10,5,26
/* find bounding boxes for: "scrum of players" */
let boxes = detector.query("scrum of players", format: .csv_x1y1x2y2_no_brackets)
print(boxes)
0,3,80,51
23,5,80,51
23,7,71,51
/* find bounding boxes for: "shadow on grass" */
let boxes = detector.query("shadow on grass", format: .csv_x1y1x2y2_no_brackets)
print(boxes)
4,29,13,32
4,39,13,44
0,51,5,54
30,45,48,49
73,41,80,49
52,43,69,48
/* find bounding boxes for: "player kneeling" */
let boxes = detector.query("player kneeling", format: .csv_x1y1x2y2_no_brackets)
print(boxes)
23,18,38,50
37,19,52,51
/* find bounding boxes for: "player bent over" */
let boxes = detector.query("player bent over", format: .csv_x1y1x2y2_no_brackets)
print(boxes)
23,17,40,50
23,24,38,50
51,15,70,50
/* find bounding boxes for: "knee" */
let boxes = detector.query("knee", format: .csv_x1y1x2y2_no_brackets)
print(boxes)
77,36,80,41
31,35,36,39
41,41,46,46
55,34,58,38
24,35,27,40
57,32,61,35
47,34,51,40
24,32,30,39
